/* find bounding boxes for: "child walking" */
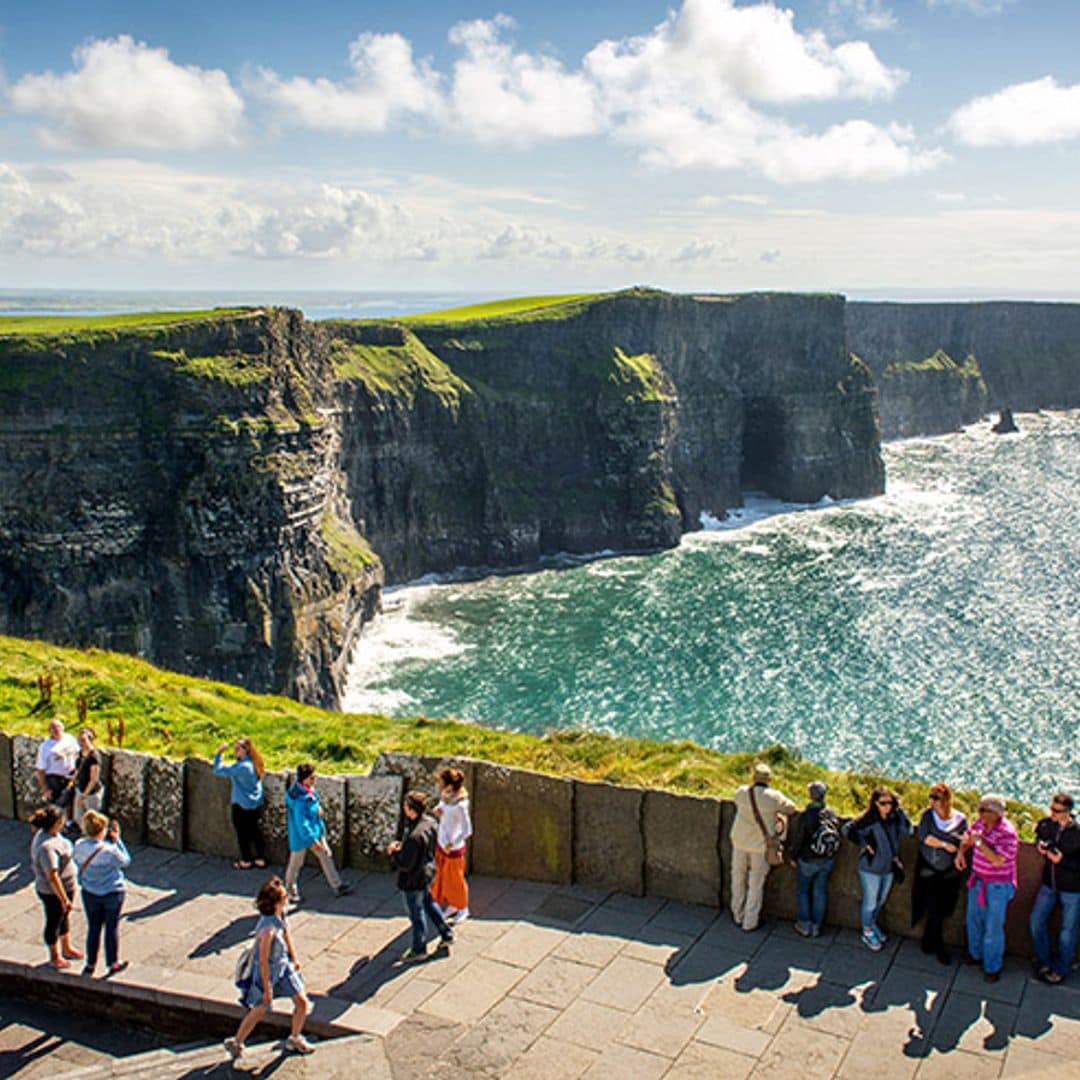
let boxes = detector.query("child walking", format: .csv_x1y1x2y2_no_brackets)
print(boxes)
388,791,454,961
225,877,313,1059
431,767,472,925
284,764,350,904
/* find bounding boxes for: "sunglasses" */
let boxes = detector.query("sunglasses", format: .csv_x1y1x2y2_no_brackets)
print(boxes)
978,807,997,814
929,794,942,801
1052,804,1068,813
877,799,895,806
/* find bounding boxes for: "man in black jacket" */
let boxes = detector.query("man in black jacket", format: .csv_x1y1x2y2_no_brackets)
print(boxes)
1030,792,1080,984
789,781,841,938
387,791,454,961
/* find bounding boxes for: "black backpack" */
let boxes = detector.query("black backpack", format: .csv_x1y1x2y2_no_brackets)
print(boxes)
808,808,842,858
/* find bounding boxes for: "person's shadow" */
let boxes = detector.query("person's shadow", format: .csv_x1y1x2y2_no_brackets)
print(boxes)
188,914,258,960
0,859,31,897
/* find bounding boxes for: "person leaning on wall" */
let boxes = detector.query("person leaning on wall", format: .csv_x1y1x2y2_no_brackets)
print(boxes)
729,762,797,933
956,793,1018,983
214,737,268,870
1029,791,1080,985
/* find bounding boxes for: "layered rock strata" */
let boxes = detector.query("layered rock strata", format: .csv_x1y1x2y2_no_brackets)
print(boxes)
0,291,883,705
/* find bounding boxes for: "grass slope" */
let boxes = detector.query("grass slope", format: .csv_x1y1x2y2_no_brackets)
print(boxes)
0,636,1042,832
0,309,256,338
400,294,600,325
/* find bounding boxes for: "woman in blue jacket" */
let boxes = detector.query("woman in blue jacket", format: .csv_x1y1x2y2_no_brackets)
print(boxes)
284,763,350,904
74,809,131,976
845,787,913,951
214,738,267,870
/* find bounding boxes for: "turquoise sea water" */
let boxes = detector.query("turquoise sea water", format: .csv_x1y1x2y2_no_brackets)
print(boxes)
344,411,1080,803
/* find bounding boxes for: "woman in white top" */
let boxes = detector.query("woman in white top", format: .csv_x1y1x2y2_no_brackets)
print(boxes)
431,768,472,925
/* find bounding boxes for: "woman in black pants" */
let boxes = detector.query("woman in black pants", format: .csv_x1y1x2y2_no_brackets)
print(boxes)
912,783,968,963
214,738,267,869
29,807,83,968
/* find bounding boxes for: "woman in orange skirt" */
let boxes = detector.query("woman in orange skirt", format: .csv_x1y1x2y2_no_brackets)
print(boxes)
432,768,472,924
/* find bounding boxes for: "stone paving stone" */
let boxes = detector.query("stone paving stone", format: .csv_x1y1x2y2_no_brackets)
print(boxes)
648,899,719,936
482,922,567,969
599,892,666,918
380,975,443,1014
555,929,631,969
953,960,1031,1006
837,1021,923,1080
914,1048,1004,1079
510,954,600,1010
695,1015,773,1057
546,999,633,1051
667,940,745,988
751,1022,849,1080
422,956,527,1024
778,983,868,1041
819,941,895,986
643,978,714,1018
581,1040,671,1080
382,1011,466,1079
700,978,791,1033
616,1003,705,1059
533,891,599,927
667,1039,757,1079
442,996,559,1076
619,925,695,966
1001,1040,1080,1078
1014,986,1080,1059
579,955,666,1013
511,1035,601,1080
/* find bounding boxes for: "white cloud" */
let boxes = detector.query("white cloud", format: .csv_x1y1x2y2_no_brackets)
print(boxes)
934,192,966,203
250,0,932,183
948,76,1080,147
447,16,600,142
253,32,441,134
9,36,244,150
827,0,898,32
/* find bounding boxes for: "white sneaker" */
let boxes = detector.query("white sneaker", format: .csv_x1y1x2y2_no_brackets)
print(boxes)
223,1037,243,1060
449,908,470,925
287,1034,315,1055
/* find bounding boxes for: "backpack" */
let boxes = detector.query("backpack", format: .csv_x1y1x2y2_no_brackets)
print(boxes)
808,809,841,859
234,944,256,990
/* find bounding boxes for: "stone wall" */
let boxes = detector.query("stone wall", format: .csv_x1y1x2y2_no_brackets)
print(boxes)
0,737,1054,957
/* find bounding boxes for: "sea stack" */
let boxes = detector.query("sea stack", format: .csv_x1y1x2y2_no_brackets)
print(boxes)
992,407,1019,434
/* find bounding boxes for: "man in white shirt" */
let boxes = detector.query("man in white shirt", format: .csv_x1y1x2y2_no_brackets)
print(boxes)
35,720,79,806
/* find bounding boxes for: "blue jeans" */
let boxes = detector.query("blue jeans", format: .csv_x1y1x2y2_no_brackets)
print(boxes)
403,889,451,953
966,880,1015,975
83,889,124,969
1030,884,1080,977
858,869,893,933
797,859,833,929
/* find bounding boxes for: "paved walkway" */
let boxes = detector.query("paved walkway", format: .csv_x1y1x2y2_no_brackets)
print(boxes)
2,818,1080,1079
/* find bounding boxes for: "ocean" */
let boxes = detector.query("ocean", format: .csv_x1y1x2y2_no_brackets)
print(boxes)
343,410,1080,805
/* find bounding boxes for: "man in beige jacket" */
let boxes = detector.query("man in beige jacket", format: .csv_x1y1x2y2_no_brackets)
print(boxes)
730,763,797,931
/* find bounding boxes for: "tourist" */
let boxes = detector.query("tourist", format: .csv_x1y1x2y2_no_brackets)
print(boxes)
912,783,968,964
956,793,1018,982
284,764,350,904
387,791,454,960
214,737,267,870
431,767,472,925
1029,792,1080,984
74,810,130,976
71,728,104,831
789,780,841,938
845,787,913,951
225,876,313,1059
29,807,83,969
730,763,797,932
34,719,79,808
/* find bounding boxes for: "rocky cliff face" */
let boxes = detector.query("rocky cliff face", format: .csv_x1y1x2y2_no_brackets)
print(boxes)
0,291,884,706
874,350,989,440
848,302,1080,432
0,310,379,708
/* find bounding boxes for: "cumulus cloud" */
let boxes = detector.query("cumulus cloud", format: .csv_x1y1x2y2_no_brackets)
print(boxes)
9,36,244,150
447,16,600,142
253,32,441,133
249,0,934,183
948,76,1080,147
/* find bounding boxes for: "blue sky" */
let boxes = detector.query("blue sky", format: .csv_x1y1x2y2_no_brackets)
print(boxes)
2,0,1079,295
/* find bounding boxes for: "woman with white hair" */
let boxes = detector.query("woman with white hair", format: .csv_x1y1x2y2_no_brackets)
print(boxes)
956,793,1017,983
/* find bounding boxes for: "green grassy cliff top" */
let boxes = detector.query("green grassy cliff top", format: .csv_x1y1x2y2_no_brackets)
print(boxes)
0,634,1040,833
0,308,260,339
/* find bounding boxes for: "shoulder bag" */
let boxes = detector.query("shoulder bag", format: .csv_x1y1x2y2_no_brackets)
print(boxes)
749,786,786,868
